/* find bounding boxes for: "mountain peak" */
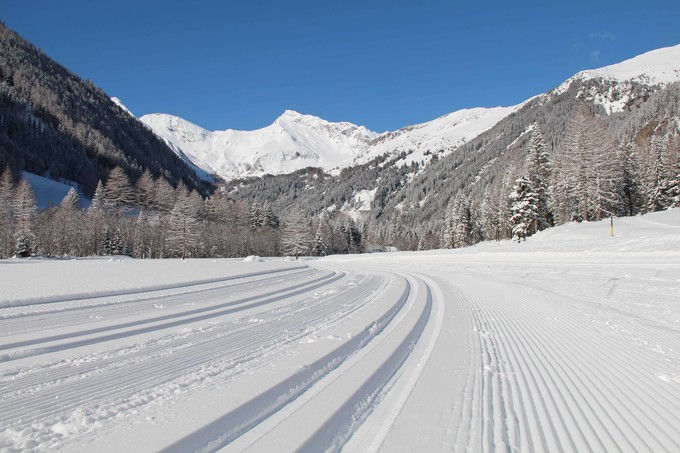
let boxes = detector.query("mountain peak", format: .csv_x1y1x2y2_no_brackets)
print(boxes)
580,43,680,85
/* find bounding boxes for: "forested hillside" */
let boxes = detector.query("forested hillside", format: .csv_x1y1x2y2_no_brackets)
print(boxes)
0,21,677,259
228,78,680,251
0,22,209,197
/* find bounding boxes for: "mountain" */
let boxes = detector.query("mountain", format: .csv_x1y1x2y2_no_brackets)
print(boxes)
141,104,519,181
222,43,680,250
143,45,680,184
0,22,210,196
140,110,378,181
552,43,680,113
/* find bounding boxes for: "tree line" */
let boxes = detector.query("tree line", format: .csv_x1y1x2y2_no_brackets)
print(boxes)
0,166,364,259
442,104,680,247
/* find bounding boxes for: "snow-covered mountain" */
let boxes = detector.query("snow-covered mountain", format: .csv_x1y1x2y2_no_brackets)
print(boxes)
140,111,379,181
140,107,519,181
138,43,680,182
552,43,680,113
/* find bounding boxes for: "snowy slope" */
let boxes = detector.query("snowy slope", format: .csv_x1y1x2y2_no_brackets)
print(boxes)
141,106,520,181
111,97,134,117
1,209,679,452
357,105,520,169
553,43,680,113
574,43,680,86
134,44,680,181
22,172,87,209
140,111,378,181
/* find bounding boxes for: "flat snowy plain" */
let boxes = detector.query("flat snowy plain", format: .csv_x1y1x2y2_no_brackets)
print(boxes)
1,209,679,452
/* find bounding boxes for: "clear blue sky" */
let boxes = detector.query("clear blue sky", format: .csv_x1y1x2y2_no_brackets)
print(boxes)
3,1,679,132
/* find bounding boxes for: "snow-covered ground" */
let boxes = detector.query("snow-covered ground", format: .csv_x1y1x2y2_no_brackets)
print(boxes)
1,210,679,451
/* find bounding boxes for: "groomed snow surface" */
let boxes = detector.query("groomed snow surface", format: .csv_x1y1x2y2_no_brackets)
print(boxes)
1,209,680,452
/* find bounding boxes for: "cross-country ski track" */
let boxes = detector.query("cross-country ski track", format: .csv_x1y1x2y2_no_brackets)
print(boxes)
1,209,680,452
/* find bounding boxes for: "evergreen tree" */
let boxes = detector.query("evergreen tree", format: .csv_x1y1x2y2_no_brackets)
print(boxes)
441,199,456,248
280,207,311,258
90,180,107,212
135,169,155,209
102,226,113,255
453,194,472,248
13,179,37,257
619,143,645,216
525,125,552,229
104,167,135,209
509,176,540,242
154,177,176,213
166,192,200,259
551,105,623,223
311,214,331,256
249,202,263,229
0,167,15,258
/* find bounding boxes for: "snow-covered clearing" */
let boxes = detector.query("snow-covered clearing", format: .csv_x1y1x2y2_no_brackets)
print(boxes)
1,210,680,452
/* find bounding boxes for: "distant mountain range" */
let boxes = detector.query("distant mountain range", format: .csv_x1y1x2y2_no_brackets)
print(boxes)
135,44,680,182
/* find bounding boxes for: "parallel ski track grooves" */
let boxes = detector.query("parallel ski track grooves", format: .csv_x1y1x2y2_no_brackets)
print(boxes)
0,268,327,394
298,276,433,452
0,269,339,356
0,267,315,327
0,265,309,309
0,273,389,439
453,273,680,452
160,276,415,453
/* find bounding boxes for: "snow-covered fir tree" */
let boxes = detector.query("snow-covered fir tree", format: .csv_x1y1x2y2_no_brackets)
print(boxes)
509,176,540,242
13,179,37,257
525,124,552,230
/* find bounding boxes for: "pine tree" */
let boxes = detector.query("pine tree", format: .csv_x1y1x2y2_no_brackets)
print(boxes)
525,125,552,229
0,167,15,258
311,214,331,256
166,192,200,259
90,180,107,212
509,176,540,242
249,202,264,229
135,169,155,209
102,226,113,255
481,188,502,242
619,143,645,216
154,177,176,213
551,105,623,223
53,188,83,256
441,199,456,248
104,167,135,209
453,194,472,248
13,179,37,257
280,207,311,258
668,134,680,207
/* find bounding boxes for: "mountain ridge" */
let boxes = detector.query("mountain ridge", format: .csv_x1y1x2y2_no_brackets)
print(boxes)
138,43,680,182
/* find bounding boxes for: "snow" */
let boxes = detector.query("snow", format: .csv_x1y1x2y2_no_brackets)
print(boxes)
140,111,378,181
340,188,377,221
141,106,519,182
22,172,87,209
111,97,134,117
553,44,680,111
2,209,680,451
356,105,521,169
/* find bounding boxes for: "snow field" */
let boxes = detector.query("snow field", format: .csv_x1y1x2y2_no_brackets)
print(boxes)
1,209,679,451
